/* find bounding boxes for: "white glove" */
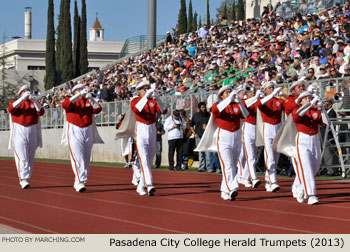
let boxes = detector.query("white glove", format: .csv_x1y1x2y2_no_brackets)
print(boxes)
70,93,81,103
13,96,25,108
307,84,317,94
296,103,312,117
272,87,282,96
310,96,321,106
33,99,42,112
79,89,88,97
22,91,31,100
85,93,93,100
145,88,155,98
237,98,249,118
229,90,238,101
255,89,263,98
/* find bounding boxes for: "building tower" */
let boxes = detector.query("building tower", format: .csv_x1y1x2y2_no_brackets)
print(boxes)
24,7,32,39
89,15,104,41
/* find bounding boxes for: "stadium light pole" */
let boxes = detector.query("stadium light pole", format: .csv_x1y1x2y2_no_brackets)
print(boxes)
147,0,156,50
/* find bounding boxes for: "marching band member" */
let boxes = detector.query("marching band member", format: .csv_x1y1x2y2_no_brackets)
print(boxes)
238,86,262,188
62,83,103,192
212,85,248,200
292,91,323,205
283,81,305,197
8,85,44,189
130,82,167,196
257,81,284,192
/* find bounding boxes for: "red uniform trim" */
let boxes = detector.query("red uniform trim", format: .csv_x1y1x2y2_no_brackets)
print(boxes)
293,158,302,185
217,128,231,192
67,123,80,183
135,122,147,186
296,132,309,197
263,123,272,184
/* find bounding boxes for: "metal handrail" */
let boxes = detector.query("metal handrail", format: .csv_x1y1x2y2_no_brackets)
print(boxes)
2,75,350,131
118,35,165,59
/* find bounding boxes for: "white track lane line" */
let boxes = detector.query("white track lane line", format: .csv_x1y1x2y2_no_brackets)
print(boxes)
0,216,57,233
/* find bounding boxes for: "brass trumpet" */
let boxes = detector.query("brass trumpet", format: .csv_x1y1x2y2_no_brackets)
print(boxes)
331,92,344,103
244,85,254,93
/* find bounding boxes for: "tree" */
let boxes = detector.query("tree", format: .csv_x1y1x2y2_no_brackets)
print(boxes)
187,0,193,32
177,0,187,34
73,0,81,78
206,0,210,26
61,0,74,82
44,0,56,90
55,0,65,82
199,15,202,28
79,0,88,75
193,11,198,31
237,0,245,20
223,1,228,18
216,0,236,21
231,0,236,21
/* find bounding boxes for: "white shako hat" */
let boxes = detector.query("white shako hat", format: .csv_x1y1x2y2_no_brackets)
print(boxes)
261,81,276,90
296,91,313,105
72,83,85,93
289,80,305,92
18,85,30,95
235,84,245,93
217,85,232,98
136,81,150,90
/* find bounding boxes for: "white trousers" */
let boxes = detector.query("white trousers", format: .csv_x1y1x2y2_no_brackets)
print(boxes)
132,156,141,182
13,123,39,181
67,123,94,185
217,128,241,193
262,122,281,184
238,122,257,180
296,132,321,197
291,157,302,192
135,122,156,187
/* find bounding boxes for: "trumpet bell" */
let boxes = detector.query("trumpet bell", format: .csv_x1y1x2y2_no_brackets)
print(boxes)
245,85,254,93
332,92,344,103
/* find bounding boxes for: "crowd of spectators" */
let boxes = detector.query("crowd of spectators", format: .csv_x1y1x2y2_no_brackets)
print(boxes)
29,0,350,113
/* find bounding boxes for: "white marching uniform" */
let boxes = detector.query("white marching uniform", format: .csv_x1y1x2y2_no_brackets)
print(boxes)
211,98,245,199
130,92,167,195
262,122,281,184
61,94,103,191
238,122,258,181
67,123,94,184
295,132,321,197
292,103,323,203
135,121,157,188
8,92,44,188
217,128,241,193
12,123,40,181
257,97,284,190
132,156,142,186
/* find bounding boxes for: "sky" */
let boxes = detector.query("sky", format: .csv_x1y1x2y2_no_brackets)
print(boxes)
0,0,222,43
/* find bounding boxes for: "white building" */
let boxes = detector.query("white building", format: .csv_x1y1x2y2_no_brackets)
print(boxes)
0,14,124,92
245,0,288,20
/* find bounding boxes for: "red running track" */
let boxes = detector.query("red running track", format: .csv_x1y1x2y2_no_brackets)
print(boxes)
0,159,350,234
